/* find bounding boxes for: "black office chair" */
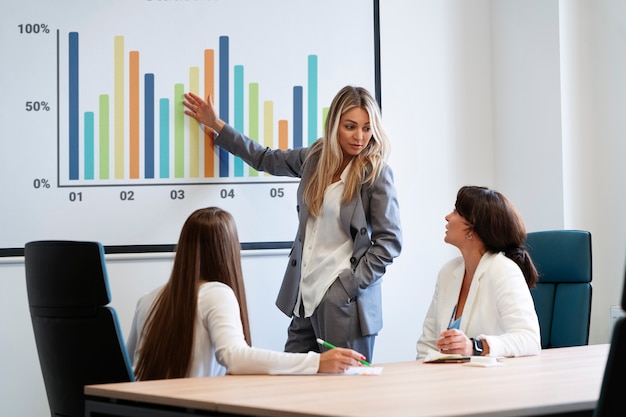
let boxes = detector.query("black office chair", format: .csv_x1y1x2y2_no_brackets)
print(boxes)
525,230,592,348
593,260,626,416
24,240,135,417
593,316,626,416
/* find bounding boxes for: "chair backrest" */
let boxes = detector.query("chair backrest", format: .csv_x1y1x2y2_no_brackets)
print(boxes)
24,240,135,417
593,260,626,416
525,230,592,349
593,316,626,416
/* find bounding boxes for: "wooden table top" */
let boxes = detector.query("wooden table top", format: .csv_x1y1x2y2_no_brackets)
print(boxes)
85,344,609,417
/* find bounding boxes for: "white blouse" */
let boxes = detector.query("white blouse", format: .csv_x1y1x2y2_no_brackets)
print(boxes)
127,281,320,376
296,162,353,317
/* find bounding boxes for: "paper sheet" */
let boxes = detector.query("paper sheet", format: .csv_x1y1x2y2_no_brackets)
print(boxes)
344,366,384,375
462,356,504,367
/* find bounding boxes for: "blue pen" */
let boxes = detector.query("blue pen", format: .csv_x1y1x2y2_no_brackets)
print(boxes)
447,304,458,330
316,338,371,366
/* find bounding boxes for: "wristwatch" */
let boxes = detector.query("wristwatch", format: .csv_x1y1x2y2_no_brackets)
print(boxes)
471,338,484,356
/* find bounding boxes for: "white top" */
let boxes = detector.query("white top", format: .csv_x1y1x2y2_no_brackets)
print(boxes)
127,281,320,376
416,251,541,359
296,162,353,317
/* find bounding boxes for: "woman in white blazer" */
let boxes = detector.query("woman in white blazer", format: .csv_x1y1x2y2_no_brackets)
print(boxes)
416,186,541,359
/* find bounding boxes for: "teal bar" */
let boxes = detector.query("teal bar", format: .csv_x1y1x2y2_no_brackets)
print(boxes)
307,55,318,145
84,112,94,180
159,98,169,178
234,65,244,177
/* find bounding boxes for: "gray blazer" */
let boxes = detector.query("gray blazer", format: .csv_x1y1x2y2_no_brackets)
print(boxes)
215,125,402,336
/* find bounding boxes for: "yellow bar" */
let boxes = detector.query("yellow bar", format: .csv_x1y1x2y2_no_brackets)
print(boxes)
114,36,125,179
263,101,273,148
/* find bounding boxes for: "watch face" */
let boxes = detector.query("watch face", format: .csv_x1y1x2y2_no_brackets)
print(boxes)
474,338,483,354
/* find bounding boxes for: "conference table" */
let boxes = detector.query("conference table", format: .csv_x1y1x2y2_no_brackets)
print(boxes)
85,344,609,417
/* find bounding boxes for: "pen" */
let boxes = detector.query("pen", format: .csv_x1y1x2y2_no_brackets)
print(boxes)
316,338,371,366
447,304,458,330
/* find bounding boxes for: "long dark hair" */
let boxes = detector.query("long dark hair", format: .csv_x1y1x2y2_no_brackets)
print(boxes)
135,207,251,380
455,186,538,288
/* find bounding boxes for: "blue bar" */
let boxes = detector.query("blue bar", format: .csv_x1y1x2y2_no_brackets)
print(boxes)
159,98,169,178
84,112,94,179
234,65,244,177
307,55,318,145
293,86,303,149
144,74,155,179
69,32,79,179
219,36,229,177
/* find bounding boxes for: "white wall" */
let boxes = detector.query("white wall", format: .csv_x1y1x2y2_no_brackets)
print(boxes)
2,1,626,415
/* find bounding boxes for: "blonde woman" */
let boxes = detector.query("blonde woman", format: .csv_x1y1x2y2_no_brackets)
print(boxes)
183,86,402,362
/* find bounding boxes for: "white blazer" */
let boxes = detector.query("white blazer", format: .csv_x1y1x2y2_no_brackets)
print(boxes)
416,252,541,359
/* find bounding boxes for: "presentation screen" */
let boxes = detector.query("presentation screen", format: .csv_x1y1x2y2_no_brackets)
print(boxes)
0,0,380,256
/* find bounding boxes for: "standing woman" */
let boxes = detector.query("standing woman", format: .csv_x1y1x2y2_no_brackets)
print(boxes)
416,186,541,359
127,207,365,379
183,86,402,362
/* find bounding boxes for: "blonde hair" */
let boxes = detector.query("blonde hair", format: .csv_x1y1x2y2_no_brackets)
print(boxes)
303,86,390,216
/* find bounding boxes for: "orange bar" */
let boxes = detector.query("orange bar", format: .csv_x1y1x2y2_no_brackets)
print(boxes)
129,50,140,179
278,120,288,150
203,49,215,177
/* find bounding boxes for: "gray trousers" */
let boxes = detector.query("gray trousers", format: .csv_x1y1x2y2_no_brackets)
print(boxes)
283,279,376,362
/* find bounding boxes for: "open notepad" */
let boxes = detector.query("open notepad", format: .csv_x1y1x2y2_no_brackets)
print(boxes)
423,349,471,363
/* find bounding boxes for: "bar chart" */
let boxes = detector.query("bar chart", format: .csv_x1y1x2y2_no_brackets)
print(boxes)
64,31,324,185
0,0,377,253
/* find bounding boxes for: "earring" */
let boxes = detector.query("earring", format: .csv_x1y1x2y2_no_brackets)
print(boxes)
466,234,472,240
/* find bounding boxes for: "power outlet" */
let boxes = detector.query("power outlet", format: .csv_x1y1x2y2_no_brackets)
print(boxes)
609,305,625,337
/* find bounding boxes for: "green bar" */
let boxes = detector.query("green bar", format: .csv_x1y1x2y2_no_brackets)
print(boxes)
174,83,185,178
322,107,329,133
99,95,110,179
